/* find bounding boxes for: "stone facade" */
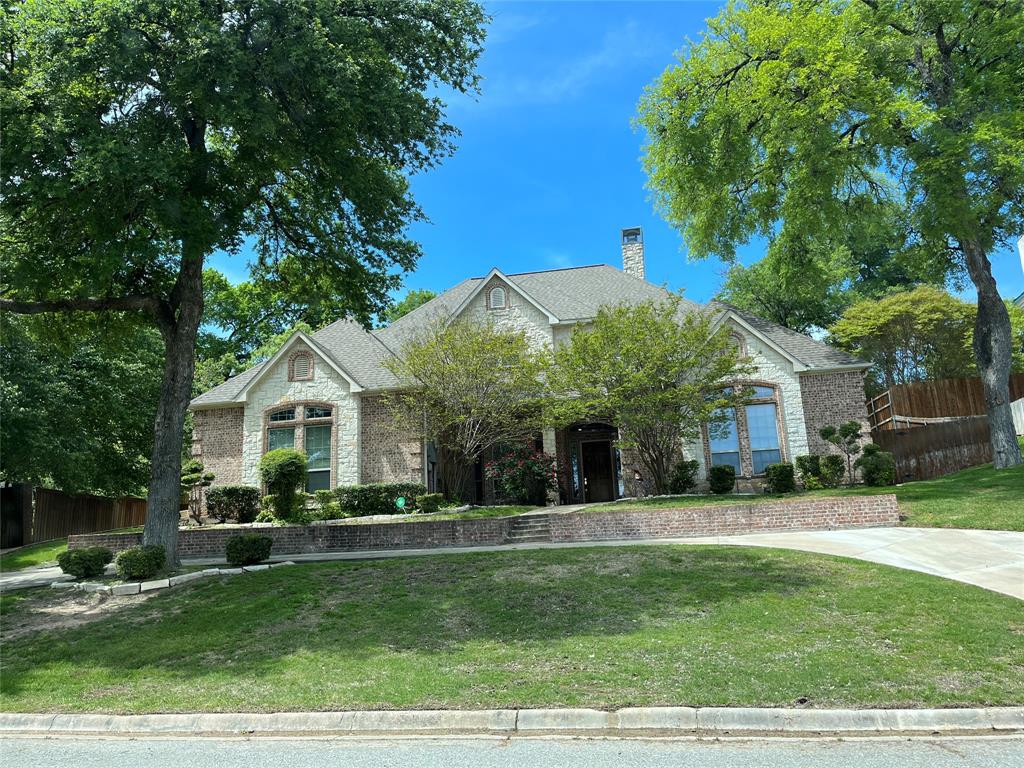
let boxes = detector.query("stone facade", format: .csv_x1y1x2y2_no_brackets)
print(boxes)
360,393,423,484
191,407,244,486
799,370,870,455
463,276,554,352
239,341,360,488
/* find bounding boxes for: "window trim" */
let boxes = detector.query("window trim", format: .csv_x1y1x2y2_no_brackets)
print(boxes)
263,401,337,490
288,350,315,382
702,381,788,478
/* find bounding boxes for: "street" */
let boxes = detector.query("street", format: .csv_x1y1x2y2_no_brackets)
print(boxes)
3,735,1022,767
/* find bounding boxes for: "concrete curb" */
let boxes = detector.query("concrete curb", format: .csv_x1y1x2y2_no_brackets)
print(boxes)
1,707,1020,738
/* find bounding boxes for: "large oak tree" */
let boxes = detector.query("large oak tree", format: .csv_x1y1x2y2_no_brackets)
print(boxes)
1,0,486,562
639,0,1024,467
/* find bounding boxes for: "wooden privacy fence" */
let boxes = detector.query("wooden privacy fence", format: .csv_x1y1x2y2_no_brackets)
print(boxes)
27,489,147,545
869,374,1024,431
872,416,991,482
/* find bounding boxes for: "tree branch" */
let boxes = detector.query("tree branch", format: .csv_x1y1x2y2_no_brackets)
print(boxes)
0,294,164,317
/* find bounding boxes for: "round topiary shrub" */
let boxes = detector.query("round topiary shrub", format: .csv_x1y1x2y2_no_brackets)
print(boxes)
115,545,166,581
205,485,261,524
258,448,308,522
56,547,113,579
764,462,796,494
855,443,896,486
708,464,736,494
225,533,273,566
668,459,700,494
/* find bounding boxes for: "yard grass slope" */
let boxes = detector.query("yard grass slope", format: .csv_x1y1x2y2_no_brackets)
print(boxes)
2,546,1021,713
0,539,67,572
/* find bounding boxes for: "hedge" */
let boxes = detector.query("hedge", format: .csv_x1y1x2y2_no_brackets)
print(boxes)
667,459,699,494
226,534,273,566
115,545,166,581
205,485,261,523
708,465,736,494
415,493,445,515
855,444,896,486
56,547,113,579
333,482,427,517
764,462,796,494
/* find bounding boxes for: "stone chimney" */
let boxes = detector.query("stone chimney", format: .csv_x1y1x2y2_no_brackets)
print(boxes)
621,227,645,281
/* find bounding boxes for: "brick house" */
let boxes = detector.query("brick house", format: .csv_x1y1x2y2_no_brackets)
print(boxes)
189,228,870,503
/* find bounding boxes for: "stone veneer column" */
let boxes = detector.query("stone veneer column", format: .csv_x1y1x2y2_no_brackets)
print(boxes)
542,427,559,505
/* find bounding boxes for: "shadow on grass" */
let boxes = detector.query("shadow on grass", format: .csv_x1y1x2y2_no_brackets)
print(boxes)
0,546,818,696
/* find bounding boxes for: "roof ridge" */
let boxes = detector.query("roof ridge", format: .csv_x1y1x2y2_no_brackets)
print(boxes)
476,263,609,279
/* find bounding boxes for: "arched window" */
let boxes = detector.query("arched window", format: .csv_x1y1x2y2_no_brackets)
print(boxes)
488,285,507,309
288,350,314,381
265,403,334,491
729,332,747,356
705,383,785,477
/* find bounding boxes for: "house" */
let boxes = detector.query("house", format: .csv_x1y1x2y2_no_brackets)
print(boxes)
189,228,871,504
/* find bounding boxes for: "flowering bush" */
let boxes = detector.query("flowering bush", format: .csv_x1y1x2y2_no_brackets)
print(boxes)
485,440,557,505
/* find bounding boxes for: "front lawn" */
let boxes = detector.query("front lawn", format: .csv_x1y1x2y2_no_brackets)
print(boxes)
592,455,1024,531
0,539,67,572
2,546,1021,713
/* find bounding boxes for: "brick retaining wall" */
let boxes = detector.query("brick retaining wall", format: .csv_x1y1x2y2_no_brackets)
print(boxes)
69,495,899,559
548,495,899,543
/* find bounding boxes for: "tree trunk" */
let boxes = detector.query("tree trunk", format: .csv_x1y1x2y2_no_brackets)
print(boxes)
439,445,474,503
142,252,205,565
961,239,1022,469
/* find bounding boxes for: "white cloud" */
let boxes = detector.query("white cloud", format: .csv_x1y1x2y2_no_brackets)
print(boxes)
542,249,576,269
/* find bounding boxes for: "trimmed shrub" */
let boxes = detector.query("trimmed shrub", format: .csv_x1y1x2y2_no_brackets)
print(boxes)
205,485,261,524
225,534,273,566
708,465,736,494
416,493,445,515
667,459,700,494
820,455,845,488
259,449,308,522
115,545,166,581
855,443,896,487
56,547,113,580
334,483,428,517
803,475,824,491
795,454,821,480
764,462,796,494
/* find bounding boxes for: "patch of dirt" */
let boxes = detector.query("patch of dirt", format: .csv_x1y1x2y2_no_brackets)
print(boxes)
1,589,158,641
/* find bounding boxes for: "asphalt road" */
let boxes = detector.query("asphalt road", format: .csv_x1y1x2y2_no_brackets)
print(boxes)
4,736,1022,767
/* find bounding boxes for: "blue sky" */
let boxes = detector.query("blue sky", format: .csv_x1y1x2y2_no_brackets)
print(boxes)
211,0,1024,305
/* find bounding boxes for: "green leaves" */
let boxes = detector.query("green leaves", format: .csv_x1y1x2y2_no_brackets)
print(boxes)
546,297,752,493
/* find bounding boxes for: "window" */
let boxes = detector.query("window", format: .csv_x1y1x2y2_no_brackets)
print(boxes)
488,285,507,309
703,383,785,477
268,427,295,451
709,407,741,474
289,351,314,381
304,424,332,491
264,402,336,490
730,332,747,355
746,403,782,474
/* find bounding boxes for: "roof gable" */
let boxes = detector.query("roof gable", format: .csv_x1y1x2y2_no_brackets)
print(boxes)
231,331,363,402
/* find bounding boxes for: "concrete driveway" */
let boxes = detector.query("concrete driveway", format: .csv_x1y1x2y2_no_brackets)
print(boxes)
667,527,1024,599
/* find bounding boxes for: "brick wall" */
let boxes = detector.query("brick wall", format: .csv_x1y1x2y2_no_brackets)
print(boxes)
360,394,423,484
70,495,898,558
548,495,898,542
70,517,514,559
191,407,245,485
799,370,870,455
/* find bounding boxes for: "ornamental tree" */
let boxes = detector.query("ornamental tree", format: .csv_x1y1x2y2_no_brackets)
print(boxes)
546,298,752,495
385,318,548,502
639,0,1024,468
0,0,486,563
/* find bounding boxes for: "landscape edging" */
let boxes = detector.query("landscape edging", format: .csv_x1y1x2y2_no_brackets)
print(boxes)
0,706,1019,737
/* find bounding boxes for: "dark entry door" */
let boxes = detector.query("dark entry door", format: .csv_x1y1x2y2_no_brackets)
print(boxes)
581,441,614,503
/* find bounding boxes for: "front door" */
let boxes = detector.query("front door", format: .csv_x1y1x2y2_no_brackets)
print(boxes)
581,440,614,503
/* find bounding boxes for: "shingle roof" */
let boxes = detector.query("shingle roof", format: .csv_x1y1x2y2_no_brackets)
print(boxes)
191,264,867,408
712,302,868,370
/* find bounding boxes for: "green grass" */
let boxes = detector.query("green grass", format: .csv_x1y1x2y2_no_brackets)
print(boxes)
591,453,1024,531
349,504,539,523
1,546,1021,713
0,539,67,572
